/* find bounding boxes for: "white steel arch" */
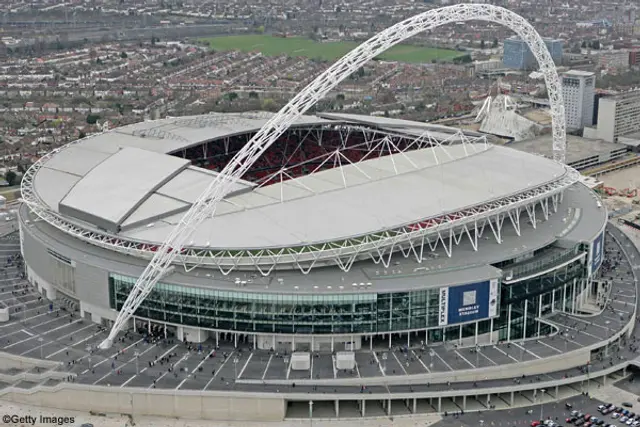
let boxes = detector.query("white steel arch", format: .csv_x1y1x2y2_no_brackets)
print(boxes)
100,3,566,348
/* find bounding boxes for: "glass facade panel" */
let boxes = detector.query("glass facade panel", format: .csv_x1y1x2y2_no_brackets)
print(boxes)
109,250,585,341
108,274,498,335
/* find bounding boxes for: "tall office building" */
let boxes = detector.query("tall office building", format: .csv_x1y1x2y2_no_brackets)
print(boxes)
503,37,564,70
561,70,595,130
597,91,640,142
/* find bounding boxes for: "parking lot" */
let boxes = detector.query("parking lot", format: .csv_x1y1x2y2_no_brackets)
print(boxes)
431,387,640,427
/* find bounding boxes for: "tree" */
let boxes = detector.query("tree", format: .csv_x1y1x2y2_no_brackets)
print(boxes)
120,51,128,59
581,40,587,48
86,113,100,124
480,39,485,49
336,93,345,102
78,130,87,139
261,98,277,111
5,170,17,186
248,91,259,99
492,38,498,48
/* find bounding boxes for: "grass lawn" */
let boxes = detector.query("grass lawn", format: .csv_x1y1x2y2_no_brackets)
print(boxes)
203,35,462,63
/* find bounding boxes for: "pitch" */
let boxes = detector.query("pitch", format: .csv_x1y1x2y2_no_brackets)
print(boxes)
203,34,462,63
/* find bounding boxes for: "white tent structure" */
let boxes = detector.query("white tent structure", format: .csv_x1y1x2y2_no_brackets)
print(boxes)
476,94,543,141
290,352,311,371
335,352,356,370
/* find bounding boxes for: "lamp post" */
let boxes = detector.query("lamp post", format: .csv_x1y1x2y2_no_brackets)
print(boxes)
134,351,140,375
476,345,481,367
429,349,435,370
309,400,313,427
234,356,239,380
540,388,546,420
381,352,388,374
38,337,44,359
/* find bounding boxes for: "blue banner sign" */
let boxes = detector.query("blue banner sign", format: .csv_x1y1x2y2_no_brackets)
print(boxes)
438,279,499,326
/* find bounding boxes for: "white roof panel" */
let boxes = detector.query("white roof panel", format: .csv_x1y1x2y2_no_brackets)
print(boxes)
157,167,254,204
59,147,190,231
121,193,190,230
121,145,569,248
42,146,112,177
33,168,81,213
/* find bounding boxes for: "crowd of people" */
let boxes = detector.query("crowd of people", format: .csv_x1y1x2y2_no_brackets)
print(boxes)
181,128,418,183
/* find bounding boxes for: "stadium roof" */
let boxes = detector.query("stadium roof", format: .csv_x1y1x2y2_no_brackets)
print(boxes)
31,112,572,251
23,182,603,293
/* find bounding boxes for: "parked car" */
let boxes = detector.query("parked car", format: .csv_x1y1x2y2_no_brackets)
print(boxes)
623,403,634,408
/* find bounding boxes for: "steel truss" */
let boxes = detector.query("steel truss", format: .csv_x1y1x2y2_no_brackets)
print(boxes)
256,128,490,195
27,4,570,348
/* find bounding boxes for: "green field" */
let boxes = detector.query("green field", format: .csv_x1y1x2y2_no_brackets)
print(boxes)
203,35,462,63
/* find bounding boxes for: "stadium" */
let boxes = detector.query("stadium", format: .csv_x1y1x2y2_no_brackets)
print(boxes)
2,3,639,424
20,110,600,350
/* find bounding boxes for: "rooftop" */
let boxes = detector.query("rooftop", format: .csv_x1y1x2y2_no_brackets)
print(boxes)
31,112,573,250
508,135,627,166
562,70,595,77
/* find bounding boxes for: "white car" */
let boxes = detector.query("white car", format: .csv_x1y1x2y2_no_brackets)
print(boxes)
626,420,634,426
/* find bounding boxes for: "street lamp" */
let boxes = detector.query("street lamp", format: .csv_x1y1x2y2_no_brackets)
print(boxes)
233,356,239,380
134,351,140,375
309,400,313,427
540,388,546,420
381,352,388,373
38,337,44,359
429,349,435,370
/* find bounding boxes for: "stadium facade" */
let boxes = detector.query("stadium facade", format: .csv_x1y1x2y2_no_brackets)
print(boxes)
19,111,608,352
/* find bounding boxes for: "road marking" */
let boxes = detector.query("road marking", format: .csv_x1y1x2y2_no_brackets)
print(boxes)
4,319,83,348
238,352,252,379
0,314,71,340
120,374,138,388
454,350,475,368
512,342,541,359
87,338,146,371
331,355,337,378
391,351,408,375
20,329,34,337
371,351,386,376
93,343,158,385
493,345,519,363
202,350,235,391
477,349,498,366
432,349,453,371
177,348,217,390
286,356,292,380
411,350,430,373
309,353,313,380
21,323,95,356
261,354,273,380
47,329,105,359
354,360,361,378
147,352,184,388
